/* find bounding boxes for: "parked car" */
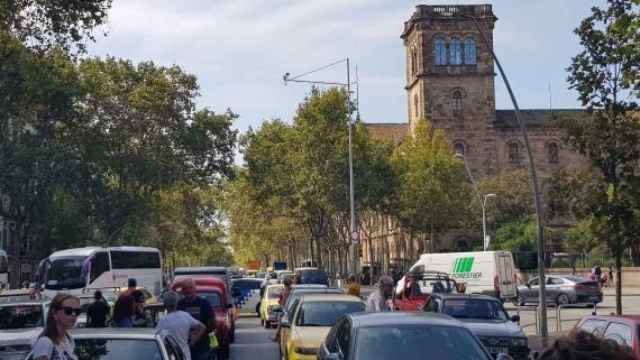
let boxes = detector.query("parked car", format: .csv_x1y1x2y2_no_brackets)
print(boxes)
231,278,264,316
259,284,283,328
172,276,236,358
25,328,191,360
280,294,365,360
423,294,528,360
318,312,513,360
293,268,329,286
575,315,640,357
516,275,602,306
393,270,460,312
0,301,49,360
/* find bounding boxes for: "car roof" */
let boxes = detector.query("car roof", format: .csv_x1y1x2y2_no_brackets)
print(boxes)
292,284,327,289
233,278,264,282
433,294,499,301
0,301,48,307
349,312,463,328
71,327,160,340
299,294,363,303
583,315,640,324
174,266,228,273
291,287,342,294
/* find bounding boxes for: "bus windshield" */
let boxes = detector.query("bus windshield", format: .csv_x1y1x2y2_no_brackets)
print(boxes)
45,257,87,290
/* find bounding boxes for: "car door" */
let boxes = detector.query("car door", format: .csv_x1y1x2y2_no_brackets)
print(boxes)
336,318,352,360
280,298,301,358
163,335,186,360
544,277,560,300
522,277,539,302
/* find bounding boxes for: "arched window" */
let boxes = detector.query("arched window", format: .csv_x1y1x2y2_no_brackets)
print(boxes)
452,91,463,114
508,142,520,164
548,142,559,164
433,37,447,65
454,142,465,156
464,38,477,65
449,38,462,65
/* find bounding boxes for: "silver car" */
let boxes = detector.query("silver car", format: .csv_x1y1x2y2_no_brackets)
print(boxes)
26,328,190,360
0,301,49,360
516,275,602,306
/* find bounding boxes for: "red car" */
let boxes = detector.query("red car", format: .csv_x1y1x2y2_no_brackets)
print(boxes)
172,276,236,359
393,270,461,311
575,315,640,358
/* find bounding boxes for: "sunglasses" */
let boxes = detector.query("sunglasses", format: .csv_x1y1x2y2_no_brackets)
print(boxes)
61,307,82,316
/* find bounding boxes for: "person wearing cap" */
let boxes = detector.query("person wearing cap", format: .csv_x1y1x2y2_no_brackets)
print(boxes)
157,291,206,360
365,275,395,312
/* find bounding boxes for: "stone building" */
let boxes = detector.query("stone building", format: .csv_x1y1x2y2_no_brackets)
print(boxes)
360,4,587,277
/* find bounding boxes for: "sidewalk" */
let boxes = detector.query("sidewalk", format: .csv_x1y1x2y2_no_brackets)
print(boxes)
603,287,640,296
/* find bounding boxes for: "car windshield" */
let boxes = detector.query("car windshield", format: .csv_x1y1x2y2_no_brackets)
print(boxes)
75,339,162,360
442,299,509,321
355,325,489,360
285,289,343,313
0,305,44,329
201,292,222,308
296,301,363,326
267,286,283,299
45,257,87,290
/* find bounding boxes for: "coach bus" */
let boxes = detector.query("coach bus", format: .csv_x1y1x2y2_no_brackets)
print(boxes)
36,246,163,298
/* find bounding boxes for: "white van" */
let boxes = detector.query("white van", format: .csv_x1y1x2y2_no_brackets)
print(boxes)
399,251,518,300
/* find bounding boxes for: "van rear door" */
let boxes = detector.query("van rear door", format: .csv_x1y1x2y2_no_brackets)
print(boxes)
496,253,517,299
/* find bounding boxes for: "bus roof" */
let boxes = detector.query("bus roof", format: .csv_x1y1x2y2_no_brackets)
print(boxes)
49,246,160,259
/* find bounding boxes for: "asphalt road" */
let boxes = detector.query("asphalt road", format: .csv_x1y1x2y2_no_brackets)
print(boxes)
230,316,279,360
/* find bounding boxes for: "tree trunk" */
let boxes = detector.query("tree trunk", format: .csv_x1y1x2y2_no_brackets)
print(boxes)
616,253,622,315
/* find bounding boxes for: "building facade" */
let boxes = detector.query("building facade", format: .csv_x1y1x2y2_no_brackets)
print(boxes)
361,4,587,277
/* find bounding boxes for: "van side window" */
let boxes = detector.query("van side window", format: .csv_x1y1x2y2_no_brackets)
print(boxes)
577,319,608,336
604,322,633,347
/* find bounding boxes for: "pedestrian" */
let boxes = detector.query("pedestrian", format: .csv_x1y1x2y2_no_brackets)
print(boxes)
365,275,395,312
279,277,293,306
120,278,138,298
537,330,634,360
31,293,81,360
131,290,152,327
177,278,214,360
86,290,110,328
609,266,615,288
346,274,361,297
111,294,136,327
157,291,207,360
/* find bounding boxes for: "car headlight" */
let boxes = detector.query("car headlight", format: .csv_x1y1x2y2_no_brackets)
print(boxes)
512,337,527,347
294,347,318,355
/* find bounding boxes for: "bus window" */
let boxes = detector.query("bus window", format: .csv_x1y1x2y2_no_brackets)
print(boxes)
111,251,161,269
90,252,110,283
45,257,87,290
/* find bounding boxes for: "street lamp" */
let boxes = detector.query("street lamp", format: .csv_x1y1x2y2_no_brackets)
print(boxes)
454,153,495,252
461,12,548,337
482,194,497,251
283,58,359,277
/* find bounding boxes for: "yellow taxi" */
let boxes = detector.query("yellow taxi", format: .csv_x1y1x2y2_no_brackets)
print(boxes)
260,283,283,328
280,294,365,360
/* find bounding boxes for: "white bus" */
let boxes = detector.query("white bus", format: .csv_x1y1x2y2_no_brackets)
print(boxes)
36,246,163,299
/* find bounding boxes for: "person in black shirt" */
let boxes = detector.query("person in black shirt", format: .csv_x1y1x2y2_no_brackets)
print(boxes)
177,278,215,360
86,290,110,327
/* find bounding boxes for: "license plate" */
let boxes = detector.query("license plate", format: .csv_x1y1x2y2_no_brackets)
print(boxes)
488,347,509,355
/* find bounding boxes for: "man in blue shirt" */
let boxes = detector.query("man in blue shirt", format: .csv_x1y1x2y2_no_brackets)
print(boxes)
177,278,215,360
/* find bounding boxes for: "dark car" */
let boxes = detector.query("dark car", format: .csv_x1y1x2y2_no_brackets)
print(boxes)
318,312,513,360
294,267,329,286
516,275,602,306
174,266,234,304
575,315,640,358
423,294,528,360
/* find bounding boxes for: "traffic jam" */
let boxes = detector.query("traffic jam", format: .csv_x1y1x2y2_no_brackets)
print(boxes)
0,247,610,360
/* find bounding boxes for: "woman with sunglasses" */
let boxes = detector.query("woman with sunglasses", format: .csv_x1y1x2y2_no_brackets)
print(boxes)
32,293,81,360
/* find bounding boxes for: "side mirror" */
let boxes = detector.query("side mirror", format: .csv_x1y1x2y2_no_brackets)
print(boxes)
510,315,520,323
496,353,514,360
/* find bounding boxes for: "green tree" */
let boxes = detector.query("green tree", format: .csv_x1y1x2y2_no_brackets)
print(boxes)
391,119,471,254
566,0,640,314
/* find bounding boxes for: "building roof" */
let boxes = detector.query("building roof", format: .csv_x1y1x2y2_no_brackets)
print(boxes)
364,123,409,144
494,109,585,128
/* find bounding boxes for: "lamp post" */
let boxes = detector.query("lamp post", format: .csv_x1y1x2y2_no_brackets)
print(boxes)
482,194,496,251
283,58,358,277
454,153,495,252
461,13,548,337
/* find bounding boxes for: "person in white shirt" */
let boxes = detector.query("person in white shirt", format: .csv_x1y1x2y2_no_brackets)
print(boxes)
32,293,81,360
157,291,207,360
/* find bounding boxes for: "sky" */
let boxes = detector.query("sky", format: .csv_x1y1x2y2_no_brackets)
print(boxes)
87,0,606,135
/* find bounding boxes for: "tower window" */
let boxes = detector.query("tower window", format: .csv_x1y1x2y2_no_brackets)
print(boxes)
508,142,520,164
449,38,462,65
464,38,477,65
548,142,559,164
433,37,447,65
452,91,463,114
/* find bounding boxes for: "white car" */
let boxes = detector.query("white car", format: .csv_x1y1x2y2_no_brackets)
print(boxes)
232,278,264,315
0,301,49,360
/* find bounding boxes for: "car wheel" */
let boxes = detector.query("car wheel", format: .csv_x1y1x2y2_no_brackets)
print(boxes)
557,293,570,306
